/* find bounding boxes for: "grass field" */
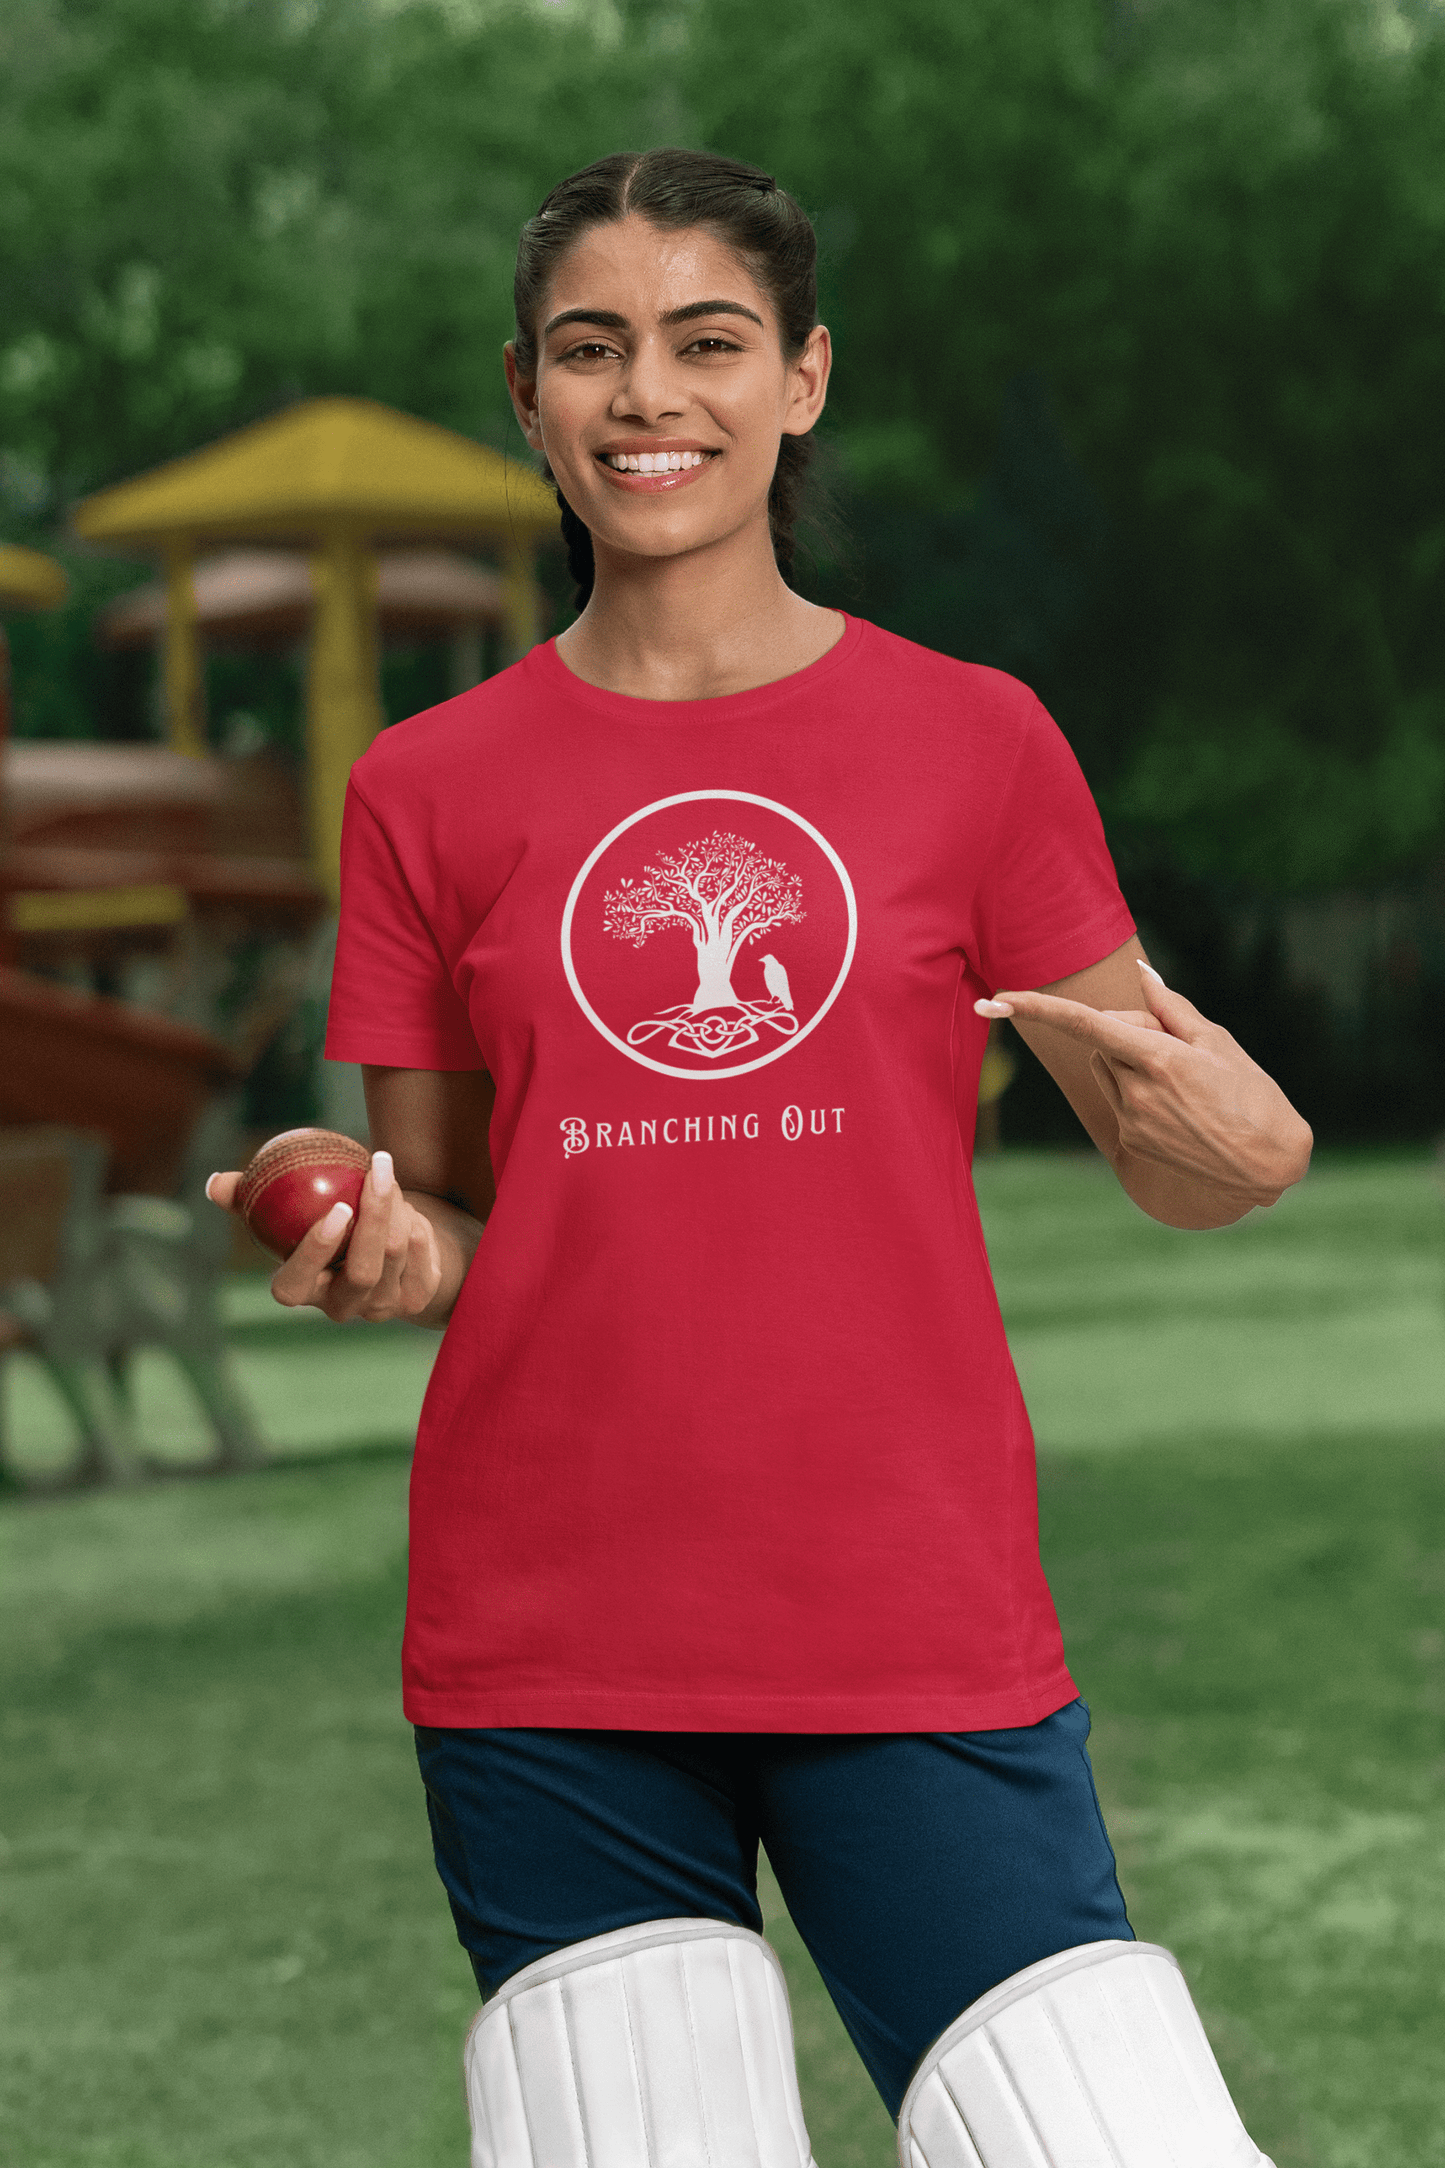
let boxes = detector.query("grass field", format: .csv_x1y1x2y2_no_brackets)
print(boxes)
2,1152,1443,2167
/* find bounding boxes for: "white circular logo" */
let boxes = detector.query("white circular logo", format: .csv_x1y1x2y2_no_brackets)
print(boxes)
561,790,857,1081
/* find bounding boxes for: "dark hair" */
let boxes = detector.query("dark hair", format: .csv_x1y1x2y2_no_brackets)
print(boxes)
512,149,819,610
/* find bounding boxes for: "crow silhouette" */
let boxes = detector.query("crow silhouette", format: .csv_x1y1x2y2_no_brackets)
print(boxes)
761,954,794,1011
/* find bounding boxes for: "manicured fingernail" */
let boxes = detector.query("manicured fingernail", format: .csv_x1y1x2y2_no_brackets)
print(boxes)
975,998,1014,1018
204,1173,222,1202
371,1150,394,1198
322,1201,353,1235
1138,960,1167,986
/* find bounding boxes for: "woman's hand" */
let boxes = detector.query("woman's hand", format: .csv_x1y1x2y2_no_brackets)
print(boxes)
978,958,1313,1226
205,1150,446,1323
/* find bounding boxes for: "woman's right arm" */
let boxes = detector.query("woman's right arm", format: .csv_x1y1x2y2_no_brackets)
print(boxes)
207,1067,496,1328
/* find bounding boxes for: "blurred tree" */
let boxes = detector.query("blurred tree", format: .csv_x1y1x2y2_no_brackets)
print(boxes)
682,0,1445,896
3,0,1444,917
0,0,672,737
0,0,667,503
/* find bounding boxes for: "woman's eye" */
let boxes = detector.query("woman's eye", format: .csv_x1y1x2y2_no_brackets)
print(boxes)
561,342,618,362
684,337,739,356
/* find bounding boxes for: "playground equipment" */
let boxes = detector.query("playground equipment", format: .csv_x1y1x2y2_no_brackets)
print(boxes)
3,738,322,959
0,542,312,1480
96,545,507,697
73,398,558,900
0,1100,266,1487
0,973,271,1483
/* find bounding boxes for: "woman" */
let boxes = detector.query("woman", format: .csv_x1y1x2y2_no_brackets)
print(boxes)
210,150,1308,2168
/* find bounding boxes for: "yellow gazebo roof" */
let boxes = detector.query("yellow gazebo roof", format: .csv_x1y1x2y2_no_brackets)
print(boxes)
72,396,558,548
0,544,69,611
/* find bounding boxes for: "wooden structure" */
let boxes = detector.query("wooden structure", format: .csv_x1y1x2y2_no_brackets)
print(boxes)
0,548,326,1480
97,546,506,680
0,1127,138,1483
2,740,323,957
72,398,558,900
0,741,321,1478
0,1112,265,1486
0,967,243,1193
0,959,276,1483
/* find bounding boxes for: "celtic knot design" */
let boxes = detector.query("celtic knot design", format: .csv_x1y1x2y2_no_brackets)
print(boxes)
624,998,801,1060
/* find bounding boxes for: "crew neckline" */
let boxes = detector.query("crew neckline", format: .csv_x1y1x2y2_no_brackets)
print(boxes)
527,612,868,724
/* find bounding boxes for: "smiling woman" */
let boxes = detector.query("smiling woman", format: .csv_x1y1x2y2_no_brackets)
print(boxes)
503,149,833,689
206,145,1307,2168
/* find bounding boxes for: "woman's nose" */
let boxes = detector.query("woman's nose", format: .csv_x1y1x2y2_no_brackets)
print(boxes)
611,343,684,423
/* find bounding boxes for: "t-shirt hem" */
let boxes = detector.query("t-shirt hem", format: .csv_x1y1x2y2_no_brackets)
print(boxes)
323,1029,486,1070
987,902,1137,994
402,1668,1080,1734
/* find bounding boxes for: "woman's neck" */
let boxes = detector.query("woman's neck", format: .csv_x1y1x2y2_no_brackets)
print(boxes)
554,519,844,702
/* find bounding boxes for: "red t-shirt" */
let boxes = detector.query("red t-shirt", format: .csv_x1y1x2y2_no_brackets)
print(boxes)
326,616,1135,1731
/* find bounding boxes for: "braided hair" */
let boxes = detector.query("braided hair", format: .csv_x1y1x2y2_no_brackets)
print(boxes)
512,149,819,611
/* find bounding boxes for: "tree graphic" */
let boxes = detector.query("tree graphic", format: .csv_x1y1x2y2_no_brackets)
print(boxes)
602,830,806,1058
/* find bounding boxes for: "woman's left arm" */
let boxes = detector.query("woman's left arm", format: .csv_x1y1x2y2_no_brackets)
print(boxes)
978,935,1313,1229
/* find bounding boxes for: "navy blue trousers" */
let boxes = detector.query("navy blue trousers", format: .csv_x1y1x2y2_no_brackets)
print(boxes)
415,1700,1131,2115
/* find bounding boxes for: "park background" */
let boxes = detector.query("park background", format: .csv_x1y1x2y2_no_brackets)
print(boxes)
2,0,1444,2163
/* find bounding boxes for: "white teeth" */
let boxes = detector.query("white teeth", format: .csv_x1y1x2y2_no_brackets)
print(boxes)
603,450,710,472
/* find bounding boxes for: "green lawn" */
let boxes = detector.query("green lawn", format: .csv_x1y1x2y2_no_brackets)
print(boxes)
2,1152,1442,2167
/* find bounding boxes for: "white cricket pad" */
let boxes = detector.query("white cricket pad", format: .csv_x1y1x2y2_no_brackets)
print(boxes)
898,1939,1276,2168
464,1916,818,2168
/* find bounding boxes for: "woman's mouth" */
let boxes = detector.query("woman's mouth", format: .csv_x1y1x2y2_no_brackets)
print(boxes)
600,448,713,473
593,447,719,494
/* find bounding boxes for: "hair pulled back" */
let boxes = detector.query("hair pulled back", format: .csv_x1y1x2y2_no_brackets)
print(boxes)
512,148,819,610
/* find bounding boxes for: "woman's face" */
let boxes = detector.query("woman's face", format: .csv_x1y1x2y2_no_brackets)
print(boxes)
506,214,829,573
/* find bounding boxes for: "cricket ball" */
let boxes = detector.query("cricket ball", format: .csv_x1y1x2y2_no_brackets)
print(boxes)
236,1127,372,1262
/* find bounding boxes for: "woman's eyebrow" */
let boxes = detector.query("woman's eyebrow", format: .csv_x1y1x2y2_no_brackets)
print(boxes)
660,300,765,329
543,307,629,336
542,299,765,337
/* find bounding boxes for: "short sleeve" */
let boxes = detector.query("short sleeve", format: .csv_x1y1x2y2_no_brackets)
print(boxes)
970,698,1136,992
324,780,485,1069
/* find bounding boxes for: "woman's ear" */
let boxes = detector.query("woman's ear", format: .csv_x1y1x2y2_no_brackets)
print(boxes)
782,324,831,438
503,343,544,450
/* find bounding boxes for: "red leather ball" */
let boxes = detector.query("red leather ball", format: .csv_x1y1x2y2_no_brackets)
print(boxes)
236,1128,372,1262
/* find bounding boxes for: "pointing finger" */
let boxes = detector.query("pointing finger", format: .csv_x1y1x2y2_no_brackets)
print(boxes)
1099,1007,1166,1035
974,989,1167,1066
205,1170,242,1212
